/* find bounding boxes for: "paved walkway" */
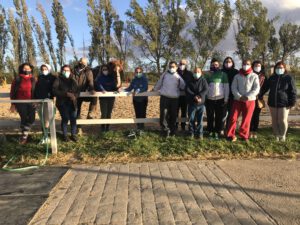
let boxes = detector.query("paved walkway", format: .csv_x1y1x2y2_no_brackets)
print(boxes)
30,161,276,225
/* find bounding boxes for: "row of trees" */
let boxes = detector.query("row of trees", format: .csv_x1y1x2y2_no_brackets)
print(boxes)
0,0,300,77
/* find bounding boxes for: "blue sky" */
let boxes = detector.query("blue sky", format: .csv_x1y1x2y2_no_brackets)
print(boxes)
0,0,147,60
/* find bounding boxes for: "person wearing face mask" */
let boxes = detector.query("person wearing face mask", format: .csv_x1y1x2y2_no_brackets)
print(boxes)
34,63,56,143
124,67,149,132
222,56,239,131
227,59,260,142
249,60,267,139
176,59,193,131
95,65,118,132
53,65,79,142
73,57,96,120
10,63,36,144
153,61,185,137
259,61,297,142
205,58,229,139
185,67,208,139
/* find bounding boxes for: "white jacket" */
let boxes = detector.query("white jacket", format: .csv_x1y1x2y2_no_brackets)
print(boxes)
154,71,185,98
231,71,260,101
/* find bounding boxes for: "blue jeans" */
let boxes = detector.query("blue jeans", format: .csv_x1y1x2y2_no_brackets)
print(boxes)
188,104,205,135
57,102,77,137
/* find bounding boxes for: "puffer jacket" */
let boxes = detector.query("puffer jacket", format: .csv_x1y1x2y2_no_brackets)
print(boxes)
260,74,297,108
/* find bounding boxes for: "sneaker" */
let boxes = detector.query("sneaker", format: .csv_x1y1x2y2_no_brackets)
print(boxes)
214,133,219,140
189,133,195,139
137,129,144,136
77,128,83,136
19,136,28,145
39,137,50,145
280,136,286,142
208,132,214,139
71,135,78,142
231,136,237,142
276,136,280,141
128,130,137,138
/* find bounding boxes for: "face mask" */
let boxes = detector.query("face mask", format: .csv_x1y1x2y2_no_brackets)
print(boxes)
275,68,285,75
63,71,71,78
102,71,108,76
23,71,31,75
225,63,233,69
243,65,251,71
253,67,261,73
136,72,143,78
193,73,201,79
42,70,49,76
210,66,219,72
179,65,186,71
169,68,177,74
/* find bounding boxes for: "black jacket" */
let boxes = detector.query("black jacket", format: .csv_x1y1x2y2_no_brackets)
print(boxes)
185,76,208,105
222,68,239,100
260,74,297,108
52,75,79,108
34,74,56,99
177,68,193,84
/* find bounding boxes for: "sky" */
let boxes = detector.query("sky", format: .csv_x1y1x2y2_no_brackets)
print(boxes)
1,0,300,65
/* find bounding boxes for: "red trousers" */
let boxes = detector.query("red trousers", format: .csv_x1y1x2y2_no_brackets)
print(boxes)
227,100,255,140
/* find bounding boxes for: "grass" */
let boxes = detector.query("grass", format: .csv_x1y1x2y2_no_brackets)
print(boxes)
0,127,299,168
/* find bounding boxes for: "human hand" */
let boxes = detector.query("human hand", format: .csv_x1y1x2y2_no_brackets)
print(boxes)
10,104,16,113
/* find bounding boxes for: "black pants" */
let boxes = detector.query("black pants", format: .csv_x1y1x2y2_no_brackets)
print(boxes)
224,98,234,132
205,98,225,134
16,103,36,136
160,96,179,134
133,98,148,129
177,96,187,129
250,104,262,132
99,97,115,131
77,97,97,118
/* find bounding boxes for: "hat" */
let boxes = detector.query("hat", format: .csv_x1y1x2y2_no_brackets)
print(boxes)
40,63,51,72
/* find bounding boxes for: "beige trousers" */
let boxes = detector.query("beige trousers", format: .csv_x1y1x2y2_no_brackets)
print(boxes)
269,107,290,139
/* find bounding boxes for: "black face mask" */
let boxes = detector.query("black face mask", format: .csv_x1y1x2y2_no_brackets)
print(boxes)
23,71,31,75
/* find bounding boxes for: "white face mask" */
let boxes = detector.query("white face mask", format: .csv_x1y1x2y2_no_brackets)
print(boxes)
63,71,71,78
253,66,261,73
102,71,108,76
179,65,186,71
193,73,201,79
243,65,251,71
169,68,177,74
225,62,233,69
276,68,285,75
42,70,49,76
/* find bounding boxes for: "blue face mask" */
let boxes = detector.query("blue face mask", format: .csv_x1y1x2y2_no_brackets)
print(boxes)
275,68,285,75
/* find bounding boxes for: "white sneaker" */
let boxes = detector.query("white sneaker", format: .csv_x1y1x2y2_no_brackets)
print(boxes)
40,137,50,144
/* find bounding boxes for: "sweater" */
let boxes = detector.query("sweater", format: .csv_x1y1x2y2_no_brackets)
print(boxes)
205,70,229,101
185,76,208,105
231,71,260,101
125,74,148,102
10,74,35,100
153,71,186,98
95,74,117,92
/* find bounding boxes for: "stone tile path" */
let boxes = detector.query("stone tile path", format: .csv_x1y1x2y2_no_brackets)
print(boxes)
30,161,276,225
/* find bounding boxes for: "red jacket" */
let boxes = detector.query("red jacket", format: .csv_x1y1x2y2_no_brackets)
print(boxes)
10,74,36,100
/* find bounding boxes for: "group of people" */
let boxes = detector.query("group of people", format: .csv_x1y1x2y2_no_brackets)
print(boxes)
9,56,297,144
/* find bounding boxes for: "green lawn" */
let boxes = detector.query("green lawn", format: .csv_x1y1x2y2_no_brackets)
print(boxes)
0,127,299,168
